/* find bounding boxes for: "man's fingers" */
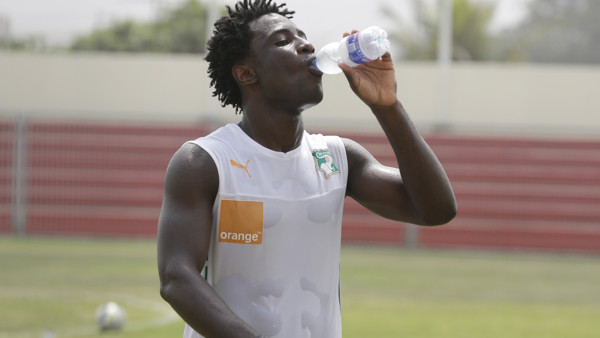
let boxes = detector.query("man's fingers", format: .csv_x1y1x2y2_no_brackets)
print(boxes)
342,29,359,38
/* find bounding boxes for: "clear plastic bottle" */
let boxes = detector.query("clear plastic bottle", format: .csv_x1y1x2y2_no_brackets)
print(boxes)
312,26,391,75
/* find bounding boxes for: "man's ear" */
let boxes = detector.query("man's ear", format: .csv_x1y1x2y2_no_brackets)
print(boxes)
232,61,257,86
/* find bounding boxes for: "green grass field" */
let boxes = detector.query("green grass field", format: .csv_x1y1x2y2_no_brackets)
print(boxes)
1,236,599,337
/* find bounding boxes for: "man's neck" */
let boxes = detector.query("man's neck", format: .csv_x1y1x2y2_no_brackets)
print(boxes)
238,108,304,153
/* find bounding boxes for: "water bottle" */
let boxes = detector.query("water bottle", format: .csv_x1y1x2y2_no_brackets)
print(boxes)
312,26,391,75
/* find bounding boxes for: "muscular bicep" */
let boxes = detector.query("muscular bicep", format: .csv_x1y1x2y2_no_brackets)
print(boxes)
157,143,218,282
344,138,420,223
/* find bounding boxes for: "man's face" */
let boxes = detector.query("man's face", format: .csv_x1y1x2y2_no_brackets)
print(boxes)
247,13,323,112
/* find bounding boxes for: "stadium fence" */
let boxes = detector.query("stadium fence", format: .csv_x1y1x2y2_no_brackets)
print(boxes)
1,115,599,254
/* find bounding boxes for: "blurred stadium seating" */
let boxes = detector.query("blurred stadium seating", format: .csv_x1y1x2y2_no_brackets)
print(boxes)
1,117,599,254
342,132,600,254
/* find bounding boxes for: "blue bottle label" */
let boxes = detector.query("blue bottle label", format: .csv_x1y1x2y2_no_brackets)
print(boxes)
346,33,372,64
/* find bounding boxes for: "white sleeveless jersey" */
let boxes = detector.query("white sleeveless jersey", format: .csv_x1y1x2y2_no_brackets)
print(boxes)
183,124,348,338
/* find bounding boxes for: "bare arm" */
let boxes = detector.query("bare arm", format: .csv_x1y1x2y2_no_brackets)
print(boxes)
340,39,456,226
157,143,262,337
343,101,456,225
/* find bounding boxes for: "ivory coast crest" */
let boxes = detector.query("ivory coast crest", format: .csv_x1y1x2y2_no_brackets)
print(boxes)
312,148,340,179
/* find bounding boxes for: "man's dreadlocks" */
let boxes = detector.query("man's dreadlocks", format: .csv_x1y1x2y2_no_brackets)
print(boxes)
205,0,294,114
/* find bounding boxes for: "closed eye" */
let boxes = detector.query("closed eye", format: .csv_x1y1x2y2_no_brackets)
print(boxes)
275,39,290,47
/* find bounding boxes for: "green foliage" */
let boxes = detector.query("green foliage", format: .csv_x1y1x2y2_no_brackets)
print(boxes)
383,0,495,61
496,0,600,64
0,35,47,52
70,0,209,54
452,0,494,60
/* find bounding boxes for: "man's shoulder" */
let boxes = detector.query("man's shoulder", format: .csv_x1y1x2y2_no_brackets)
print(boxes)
161,141,218,201
171,142,216,173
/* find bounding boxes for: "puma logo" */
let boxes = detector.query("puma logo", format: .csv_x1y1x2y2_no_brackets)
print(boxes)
230,159,251,178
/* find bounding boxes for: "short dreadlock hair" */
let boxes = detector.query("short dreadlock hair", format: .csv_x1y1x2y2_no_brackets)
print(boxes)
205,0,295,114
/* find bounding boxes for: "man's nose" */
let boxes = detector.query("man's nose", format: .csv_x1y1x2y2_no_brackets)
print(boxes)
297,38,315,54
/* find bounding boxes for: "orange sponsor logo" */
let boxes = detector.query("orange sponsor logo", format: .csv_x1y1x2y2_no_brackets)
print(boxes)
218,200,263,244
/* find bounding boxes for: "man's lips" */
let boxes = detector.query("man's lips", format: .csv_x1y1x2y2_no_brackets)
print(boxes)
307,57,323,77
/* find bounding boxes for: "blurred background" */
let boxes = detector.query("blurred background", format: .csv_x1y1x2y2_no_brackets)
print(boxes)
1,0,599,337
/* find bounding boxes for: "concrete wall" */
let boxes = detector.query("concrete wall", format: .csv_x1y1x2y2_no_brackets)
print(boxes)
1,52,599,137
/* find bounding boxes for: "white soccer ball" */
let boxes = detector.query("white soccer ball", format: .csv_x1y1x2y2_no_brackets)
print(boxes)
95,301,126,331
